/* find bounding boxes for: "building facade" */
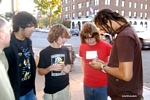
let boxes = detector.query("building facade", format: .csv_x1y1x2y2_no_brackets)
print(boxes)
61,0,150,30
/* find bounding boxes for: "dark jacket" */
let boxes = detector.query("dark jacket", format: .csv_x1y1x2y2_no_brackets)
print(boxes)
4,33,36,100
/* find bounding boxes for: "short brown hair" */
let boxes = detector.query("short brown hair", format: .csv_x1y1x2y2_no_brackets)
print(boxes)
47,24,71,43
80,22,100,44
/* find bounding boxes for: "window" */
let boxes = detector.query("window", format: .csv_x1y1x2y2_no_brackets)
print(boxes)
72,4,75,10
65,7,68,11
94,9,99,15
140,12,143,17
121,11,124,16
145,13,147,18
68,6,71,11
134,3,137,8
78,3,82,9
78,12,82,18
82,2,84,7
65,0,68,4
129,2,132,8
116,0,119,6
62,0,65,3
122,1,124,7
105,0,111,5
134,12,137,18
129,11,132,16
72,13,75,18
86,11,89,16
116,10,119,13
86,1,89,7
145,4,147,9
65,14,68,18
68,13,71,18
141,4,143,9
94,0,99,6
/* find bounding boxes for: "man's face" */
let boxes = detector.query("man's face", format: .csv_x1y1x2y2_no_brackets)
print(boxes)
2,24,11,48
96,22,107,33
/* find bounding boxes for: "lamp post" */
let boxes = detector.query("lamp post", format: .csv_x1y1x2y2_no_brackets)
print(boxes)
11,0,15,17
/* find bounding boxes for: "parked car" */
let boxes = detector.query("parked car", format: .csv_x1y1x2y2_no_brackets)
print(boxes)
41,28,50,33
35,28,41,32
132,25,150,49
70,28,80,36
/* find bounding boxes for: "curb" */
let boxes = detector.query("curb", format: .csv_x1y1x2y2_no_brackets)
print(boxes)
143,86,150,90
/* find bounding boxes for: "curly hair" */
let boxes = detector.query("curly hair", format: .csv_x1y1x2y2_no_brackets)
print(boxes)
47,24,71,43
80,22,100,44
94,9,130,36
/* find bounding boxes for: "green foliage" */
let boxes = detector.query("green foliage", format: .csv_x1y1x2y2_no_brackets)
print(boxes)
51,17,62,25
34,0,62,27
37,17,62,28
41,17,49,27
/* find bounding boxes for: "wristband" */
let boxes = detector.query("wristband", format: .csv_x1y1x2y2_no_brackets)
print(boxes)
101,64,107,73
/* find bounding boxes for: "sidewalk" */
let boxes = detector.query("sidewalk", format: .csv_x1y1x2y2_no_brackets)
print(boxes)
33,48,150,100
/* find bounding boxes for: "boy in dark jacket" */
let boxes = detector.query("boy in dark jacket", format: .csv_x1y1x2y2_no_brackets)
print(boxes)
4,11,37,100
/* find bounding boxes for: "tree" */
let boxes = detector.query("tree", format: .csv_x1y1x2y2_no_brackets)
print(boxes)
51,17,62,25
34,0,62,27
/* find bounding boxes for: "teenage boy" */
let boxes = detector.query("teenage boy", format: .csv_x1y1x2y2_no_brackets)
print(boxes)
37,24,72,100
4,11,37,100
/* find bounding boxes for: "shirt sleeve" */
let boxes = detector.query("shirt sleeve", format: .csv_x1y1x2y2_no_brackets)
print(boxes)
0,62,15,100
65,48,71,64
116,36,136,62
38,51,47,68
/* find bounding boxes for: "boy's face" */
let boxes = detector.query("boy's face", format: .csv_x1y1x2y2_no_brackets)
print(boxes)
21,24,35,38
84,34,97,46
55,35,67,46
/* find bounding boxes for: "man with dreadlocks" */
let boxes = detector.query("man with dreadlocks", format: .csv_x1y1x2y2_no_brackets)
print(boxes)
89,8,143,100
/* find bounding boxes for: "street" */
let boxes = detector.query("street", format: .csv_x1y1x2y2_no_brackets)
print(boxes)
31,32,150,88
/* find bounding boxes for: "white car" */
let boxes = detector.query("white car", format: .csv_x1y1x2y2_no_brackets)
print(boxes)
41,28,50,33
132,25,150,49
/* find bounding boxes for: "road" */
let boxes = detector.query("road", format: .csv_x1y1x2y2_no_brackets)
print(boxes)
31,32,150,88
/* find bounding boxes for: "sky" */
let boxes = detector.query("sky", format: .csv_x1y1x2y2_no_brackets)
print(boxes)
0,0,35,14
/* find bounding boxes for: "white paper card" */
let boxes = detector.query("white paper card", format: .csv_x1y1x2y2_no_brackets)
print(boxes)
86,51,97,59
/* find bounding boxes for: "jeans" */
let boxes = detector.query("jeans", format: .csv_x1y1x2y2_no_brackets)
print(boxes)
84,84,108,100
19,89,37,100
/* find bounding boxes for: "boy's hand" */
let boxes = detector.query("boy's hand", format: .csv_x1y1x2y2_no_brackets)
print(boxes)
50,64,64,71
62,65,71,73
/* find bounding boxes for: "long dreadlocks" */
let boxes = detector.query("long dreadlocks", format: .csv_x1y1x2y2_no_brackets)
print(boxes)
94,9,130,37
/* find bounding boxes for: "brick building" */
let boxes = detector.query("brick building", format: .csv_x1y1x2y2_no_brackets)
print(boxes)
61,0,150,30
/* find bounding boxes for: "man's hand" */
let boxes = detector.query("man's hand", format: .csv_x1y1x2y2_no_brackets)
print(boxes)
89,59,104,70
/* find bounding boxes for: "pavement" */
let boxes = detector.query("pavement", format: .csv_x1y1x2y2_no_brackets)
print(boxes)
33,48,150,100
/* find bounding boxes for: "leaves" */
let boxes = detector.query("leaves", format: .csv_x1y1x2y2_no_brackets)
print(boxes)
34,0,62,27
